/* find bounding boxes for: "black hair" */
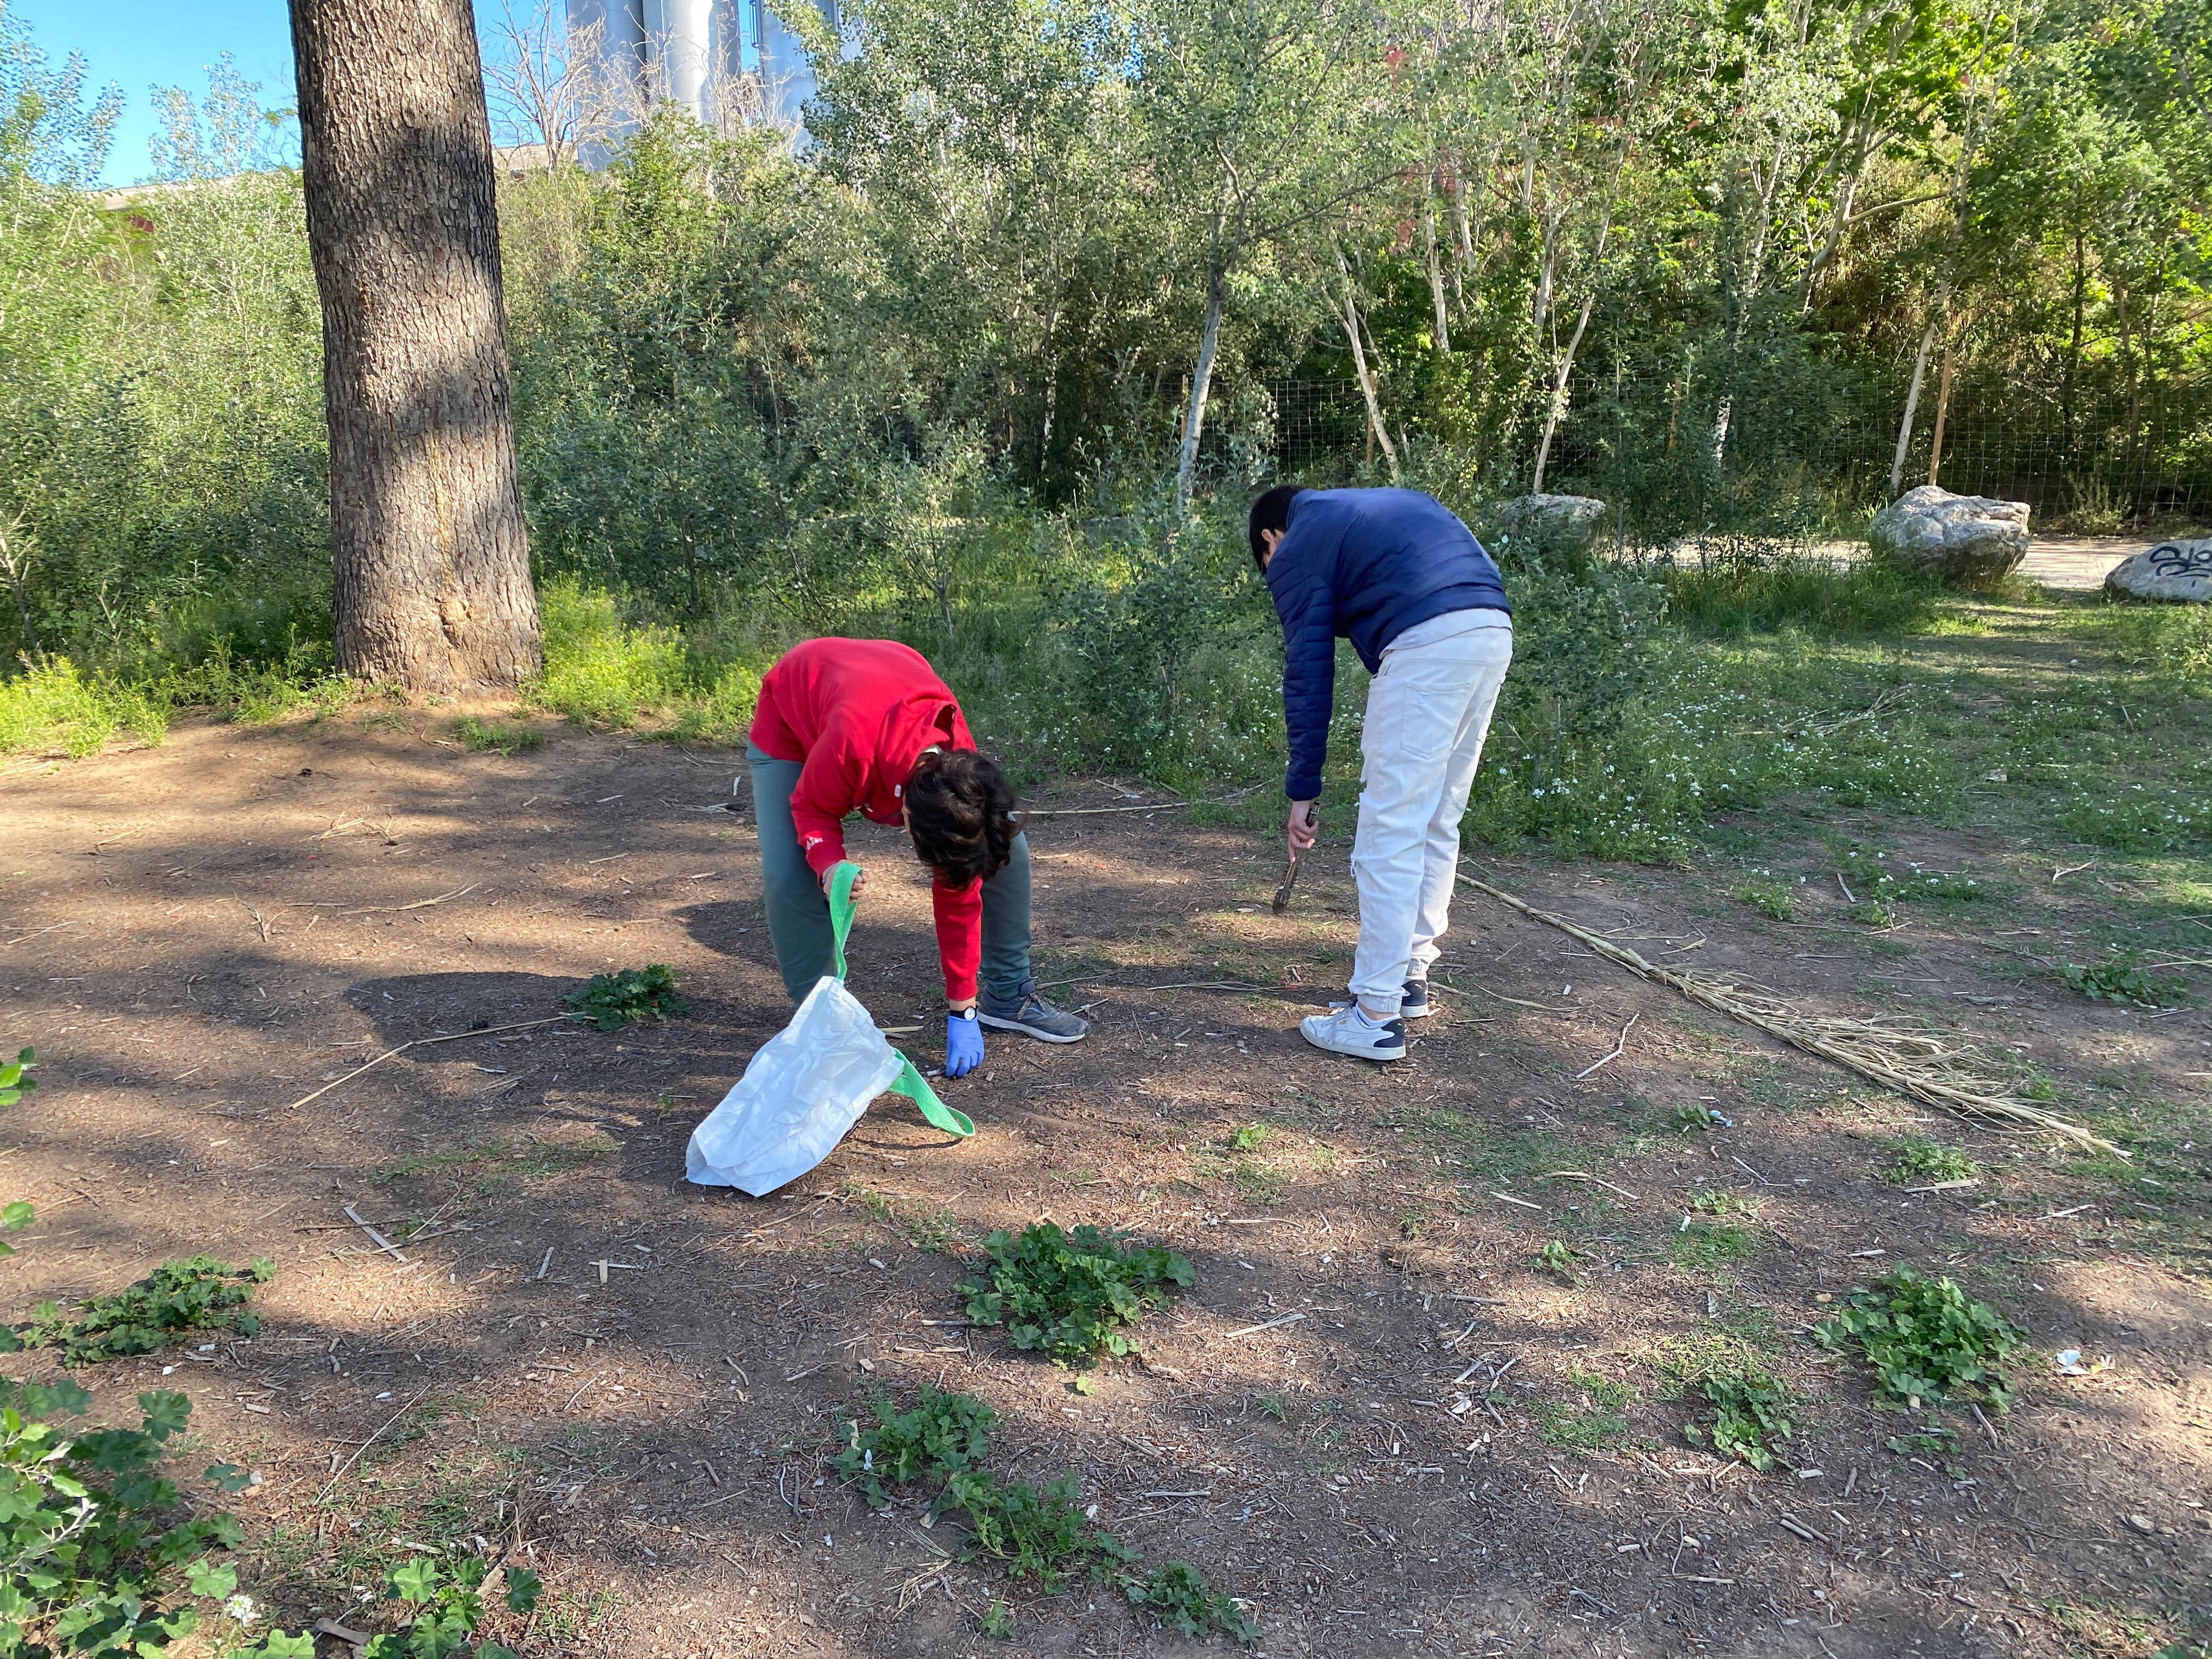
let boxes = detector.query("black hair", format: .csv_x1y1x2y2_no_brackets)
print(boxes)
905,748,1019,887
1248,484,1303,571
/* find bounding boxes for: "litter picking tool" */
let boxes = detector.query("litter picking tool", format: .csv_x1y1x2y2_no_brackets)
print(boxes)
686,861,972,1195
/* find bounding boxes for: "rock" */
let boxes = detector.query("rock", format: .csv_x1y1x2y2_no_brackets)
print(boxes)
1497,493,1608,556
2103,539,2212,603
1868,486,2030,584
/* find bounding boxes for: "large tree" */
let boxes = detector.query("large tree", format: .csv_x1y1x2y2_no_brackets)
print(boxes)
288,0,540,690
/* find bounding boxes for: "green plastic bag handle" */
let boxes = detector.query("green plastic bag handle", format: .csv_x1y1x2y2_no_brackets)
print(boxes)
824,861,974,1139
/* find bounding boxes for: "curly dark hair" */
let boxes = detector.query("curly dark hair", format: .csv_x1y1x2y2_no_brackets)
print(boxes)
904,748,1019,887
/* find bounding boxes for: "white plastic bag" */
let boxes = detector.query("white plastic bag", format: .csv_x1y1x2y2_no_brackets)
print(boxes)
686,862,972,1197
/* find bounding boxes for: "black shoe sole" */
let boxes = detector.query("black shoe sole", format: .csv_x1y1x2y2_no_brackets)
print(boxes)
976,1013,1088,1043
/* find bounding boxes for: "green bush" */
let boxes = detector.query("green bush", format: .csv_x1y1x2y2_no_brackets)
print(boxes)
527,580,689,729
15,1256,274,1365
0,658,167,757
236,1556,541,1659
958,1223,1193,1367
2059,950,2187,1009
1813,1267,2025,1410
564,964,689,1030
0,1379,252,1655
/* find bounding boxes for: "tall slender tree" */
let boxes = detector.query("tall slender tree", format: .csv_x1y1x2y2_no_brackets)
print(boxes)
288,0,540,691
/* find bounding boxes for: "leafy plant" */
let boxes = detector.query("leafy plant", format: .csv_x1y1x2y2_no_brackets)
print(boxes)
0,1048,34,1108
1228,1123,1269,1153
1884,1425,1959,1462
1534,1238,1579,1283
2058,950,2187,1009
933,1470,1135,1592
15,1256,275,1365
979,1599,1015,1639
1730,877,1798,921
453,716,545,755
1880,1136,1979,1185
236,1556,541,1658
1669,1103,1728,1134
959,1223,1193,1367
834,1387,996,1509
564,963,690,1030
1685,1372,1793,1470
1127,1561,1259,1644
0,1379,252,1655
1814,1267,2025,1410
1689,1188,1758,1216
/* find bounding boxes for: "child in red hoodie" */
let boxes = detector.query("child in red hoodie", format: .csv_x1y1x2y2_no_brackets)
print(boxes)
746,637,1089,1076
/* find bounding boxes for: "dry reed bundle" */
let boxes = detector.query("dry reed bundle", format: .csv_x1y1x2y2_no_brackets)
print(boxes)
1457,871,2122,1156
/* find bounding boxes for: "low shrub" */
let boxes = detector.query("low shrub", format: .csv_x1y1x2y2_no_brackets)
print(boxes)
565,964,689,1030
1880,1136,1979,1186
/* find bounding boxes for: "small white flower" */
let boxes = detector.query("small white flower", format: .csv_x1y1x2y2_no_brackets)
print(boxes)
225,1594,259,1627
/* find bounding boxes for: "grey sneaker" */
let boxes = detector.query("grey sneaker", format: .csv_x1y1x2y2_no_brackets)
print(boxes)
978,981,1091,1043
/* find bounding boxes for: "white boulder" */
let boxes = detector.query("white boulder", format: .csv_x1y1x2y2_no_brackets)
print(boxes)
1497,493,1608,556
1869,486,2030,584
2103,540,2212,603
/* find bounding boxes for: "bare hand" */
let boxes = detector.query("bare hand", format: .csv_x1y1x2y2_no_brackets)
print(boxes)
1286,799,1318,853
822,866,867,898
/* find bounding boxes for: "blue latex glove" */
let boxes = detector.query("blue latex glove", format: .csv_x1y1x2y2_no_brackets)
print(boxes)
945,1011,984,1077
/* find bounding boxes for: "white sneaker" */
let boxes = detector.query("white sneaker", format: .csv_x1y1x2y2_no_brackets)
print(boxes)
1299,1004,1406,1062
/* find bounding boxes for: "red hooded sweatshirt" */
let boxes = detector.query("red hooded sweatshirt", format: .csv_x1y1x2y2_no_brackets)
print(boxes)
749,637,984,1001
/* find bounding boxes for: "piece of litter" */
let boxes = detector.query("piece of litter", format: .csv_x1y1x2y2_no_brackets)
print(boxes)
2053,1348,2111,1376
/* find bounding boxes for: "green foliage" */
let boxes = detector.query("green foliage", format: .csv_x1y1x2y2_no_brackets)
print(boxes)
1670,1103,1726,1134
563,964,689,1030
17,1256,274,1365
1880,1136,1979,1185
1663,560,1944,637
1685,1372,1795,1471
235,1555,539,1659
933,1470,1135,1592
1533,1367,1635,1453
0,660,167,757
834,1388,995,1509
979,1599,1015,1639
958,1223,1193,1367
1689,1188,1758,1216
1730,876,1799,921
0,1047,32,1109
1668,1221,1763,1271
1534,1238,1579,1283
1126,1562,1258,1645
2059,950,2187,1008
1814,1268,2026,1410
0,1379,251,1656
453,716,544,755
1228,1123,1269,1153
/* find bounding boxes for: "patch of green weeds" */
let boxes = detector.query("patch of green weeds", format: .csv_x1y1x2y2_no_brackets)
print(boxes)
835,1387,995,1509
980,1599,1016,1639
16,1256,274,1365
959,1223,1193,1368
1690,1188,1759,1217
1230,1160,1283,1205
1534,1367,1635,1453
1684,1372,1794,1470
1229,1123,1269,1153
453,716,545,755
564,964,689,1030
1669,1102,1729,1134
2059,950,2188,1009
1880,1136,1980,1185
1127,1561,1259,1644
0,1047,35,1108
1668,1221,1762,1271
1814,1267,2025,1409
1534,1239,1580,1283
1249,1392,1288,1423
238,1555,540,1659
1731,877,1799,921
1884,1425,1960,1464
935,1470,1135,1591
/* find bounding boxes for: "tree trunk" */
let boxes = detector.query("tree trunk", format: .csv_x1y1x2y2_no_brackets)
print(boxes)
290,0,541,691
1336,249,1399,480
1175,257,1226,509
2063,225,2085,456
1422,172,1451,353
1889,309,1939,497
1927,325,1957,487
1531,292,1594,494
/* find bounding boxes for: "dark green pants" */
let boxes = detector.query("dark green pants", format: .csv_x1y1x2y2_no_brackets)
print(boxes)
747,744,1035,1005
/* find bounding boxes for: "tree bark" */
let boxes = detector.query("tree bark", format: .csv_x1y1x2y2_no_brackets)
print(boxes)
1175,256,1227,509
1927,324,1957,487
1531,293,1594,494
1889,308,1939,498
290,0,542,691
1422,171,1452,353
1335,250,1399,481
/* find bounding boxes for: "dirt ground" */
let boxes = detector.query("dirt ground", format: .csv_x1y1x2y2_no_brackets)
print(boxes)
1,713,2207,1659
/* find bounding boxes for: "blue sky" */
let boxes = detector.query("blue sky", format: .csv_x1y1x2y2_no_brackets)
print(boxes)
14,0,301,186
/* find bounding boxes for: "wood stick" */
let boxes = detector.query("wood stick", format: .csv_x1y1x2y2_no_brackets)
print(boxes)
281,1015,578,1112
343,1205,408,1263
1221,1311,1305,1339
1572,1013,1638,1079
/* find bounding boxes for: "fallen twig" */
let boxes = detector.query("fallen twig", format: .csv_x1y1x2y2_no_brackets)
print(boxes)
281,1015,579,1113
1573,1013,1639,1080
1221,1311,1306,1339
339,883,480,916
342,1205,408,1263
1455,870,2120,1154
319,1386,433,1498
1540,1171,1641,1203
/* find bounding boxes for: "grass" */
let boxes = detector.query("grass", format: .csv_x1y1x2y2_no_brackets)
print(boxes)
1533,1367,1636,1453
1730,876,1800,920
454,715,545,754
1881,1136,1980,1185
1667,1220,1763,1271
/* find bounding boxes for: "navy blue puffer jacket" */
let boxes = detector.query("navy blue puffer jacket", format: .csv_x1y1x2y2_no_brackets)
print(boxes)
1263,487,1510,800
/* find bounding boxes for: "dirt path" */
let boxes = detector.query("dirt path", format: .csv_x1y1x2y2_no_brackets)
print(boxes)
1,716,2205,1658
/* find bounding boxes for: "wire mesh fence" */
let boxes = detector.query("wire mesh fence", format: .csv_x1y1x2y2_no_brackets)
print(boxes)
1240,369,2212,545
